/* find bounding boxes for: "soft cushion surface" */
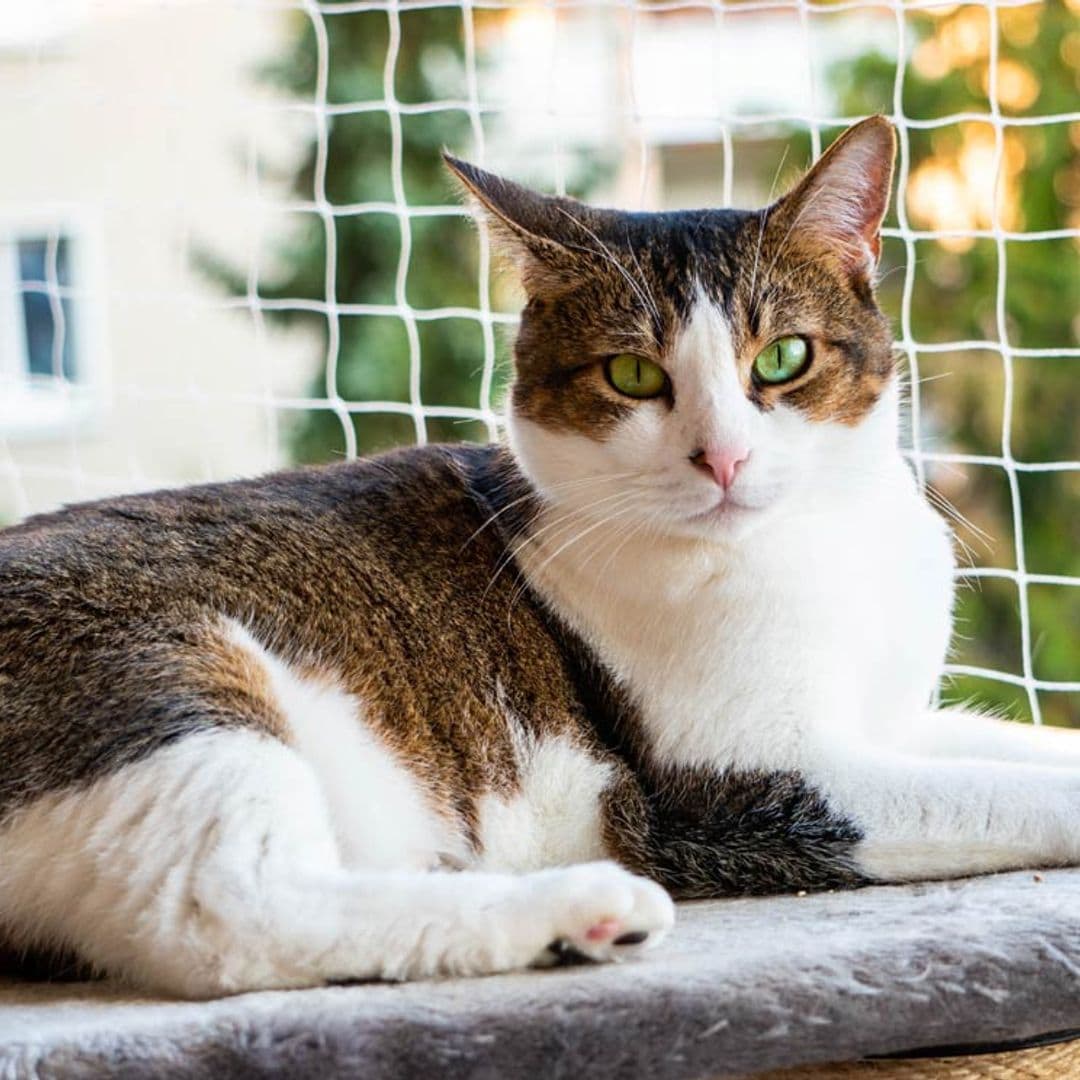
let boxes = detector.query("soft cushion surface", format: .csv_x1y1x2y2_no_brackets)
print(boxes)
3,869,1079,1079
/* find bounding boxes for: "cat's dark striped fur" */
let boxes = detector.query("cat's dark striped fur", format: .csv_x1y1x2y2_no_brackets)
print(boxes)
4,118,1079,997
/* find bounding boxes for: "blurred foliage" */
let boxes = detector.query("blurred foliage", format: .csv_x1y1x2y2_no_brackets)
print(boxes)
205,8,492,458
205,8,610,461
831,0,1079,726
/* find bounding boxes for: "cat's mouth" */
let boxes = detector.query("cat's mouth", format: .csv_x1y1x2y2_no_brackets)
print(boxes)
689,497,755,523
686,484,784,527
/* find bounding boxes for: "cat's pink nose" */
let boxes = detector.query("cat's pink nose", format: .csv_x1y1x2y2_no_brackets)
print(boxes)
689,445,750,490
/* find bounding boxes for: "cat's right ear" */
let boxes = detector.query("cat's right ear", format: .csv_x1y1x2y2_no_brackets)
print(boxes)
443,154,587,296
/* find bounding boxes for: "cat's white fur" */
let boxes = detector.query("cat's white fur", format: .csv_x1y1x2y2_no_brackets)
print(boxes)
510,296,1080,881
475,710,614,872
222,618,466,872
0,618,665,996
0,726,671,997
2,291,1075,997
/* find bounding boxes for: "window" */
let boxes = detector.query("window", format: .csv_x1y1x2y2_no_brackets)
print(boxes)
17,236,77,381
0,223,104,438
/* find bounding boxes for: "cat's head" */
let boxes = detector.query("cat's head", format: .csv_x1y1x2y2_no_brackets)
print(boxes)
446,117,898,540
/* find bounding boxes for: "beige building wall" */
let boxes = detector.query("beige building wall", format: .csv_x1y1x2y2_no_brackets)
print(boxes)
0,2,315,523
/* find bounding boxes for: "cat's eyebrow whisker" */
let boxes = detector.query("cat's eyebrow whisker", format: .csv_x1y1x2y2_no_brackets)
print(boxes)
623,227,664,334
746,208,769,325
747,144,789,320
553,206,661,333
758,181,828,298
765,254,821,293
875,261,910,286
606,327,658,350
746,251,819,317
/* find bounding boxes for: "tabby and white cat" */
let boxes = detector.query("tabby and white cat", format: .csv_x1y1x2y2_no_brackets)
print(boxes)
2,117,1078,998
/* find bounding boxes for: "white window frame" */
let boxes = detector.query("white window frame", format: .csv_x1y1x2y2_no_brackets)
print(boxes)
0,207,109,441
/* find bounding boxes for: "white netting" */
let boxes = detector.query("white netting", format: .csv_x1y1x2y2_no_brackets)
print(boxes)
0,0,1076,723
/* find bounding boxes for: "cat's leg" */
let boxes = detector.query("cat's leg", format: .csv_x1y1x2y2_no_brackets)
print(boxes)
0,728,673,997
811,742,1080,881
885,708,1080,767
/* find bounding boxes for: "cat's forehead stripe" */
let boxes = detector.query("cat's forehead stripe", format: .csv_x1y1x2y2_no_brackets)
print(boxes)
507,199,894,435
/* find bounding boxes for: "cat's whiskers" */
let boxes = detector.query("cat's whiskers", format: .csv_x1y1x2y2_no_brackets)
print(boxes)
757,183,830,309
746,145,790,322
951,532,980,574
624,226,664,335
605,326,659,353
502,500,645,624
482,502,572,598
545,505,665,632
922,474,993,547
516,488,642,566
553,206,662,333
924,484,991,560
461,470,639,552
508,500,643,617
592,502,667,585
483,487,641,599
505,496,645,620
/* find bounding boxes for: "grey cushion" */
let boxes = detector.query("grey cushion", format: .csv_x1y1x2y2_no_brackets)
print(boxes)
3,869,1080,1078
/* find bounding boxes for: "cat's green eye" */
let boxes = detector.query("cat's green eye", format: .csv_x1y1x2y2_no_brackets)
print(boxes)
753,336,810,385
606,354,668,399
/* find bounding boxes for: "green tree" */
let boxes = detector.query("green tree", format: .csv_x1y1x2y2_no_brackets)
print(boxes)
831,0,1079,726
204,9,610,464
206,8,493,460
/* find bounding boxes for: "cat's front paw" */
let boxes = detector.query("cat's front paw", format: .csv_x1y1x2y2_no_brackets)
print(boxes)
517,861,674,967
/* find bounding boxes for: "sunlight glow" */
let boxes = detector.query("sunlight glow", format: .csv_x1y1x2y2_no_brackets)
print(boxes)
985,58,1041,112
907,125,1025,249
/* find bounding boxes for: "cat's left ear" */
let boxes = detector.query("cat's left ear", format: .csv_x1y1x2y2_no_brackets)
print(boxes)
443,154,589,296
771,116,896,279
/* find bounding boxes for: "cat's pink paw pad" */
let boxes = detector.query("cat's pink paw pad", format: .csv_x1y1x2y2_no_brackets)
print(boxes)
527,861,675,967
585,918,622,942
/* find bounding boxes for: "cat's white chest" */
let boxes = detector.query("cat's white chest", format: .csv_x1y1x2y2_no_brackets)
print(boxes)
532,469,955,773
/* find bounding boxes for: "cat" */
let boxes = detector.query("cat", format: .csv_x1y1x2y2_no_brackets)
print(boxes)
2,116,1078,999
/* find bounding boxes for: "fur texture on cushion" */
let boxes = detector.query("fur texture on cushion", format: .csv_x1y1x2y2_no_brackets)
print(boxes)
3,869,1080,1079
